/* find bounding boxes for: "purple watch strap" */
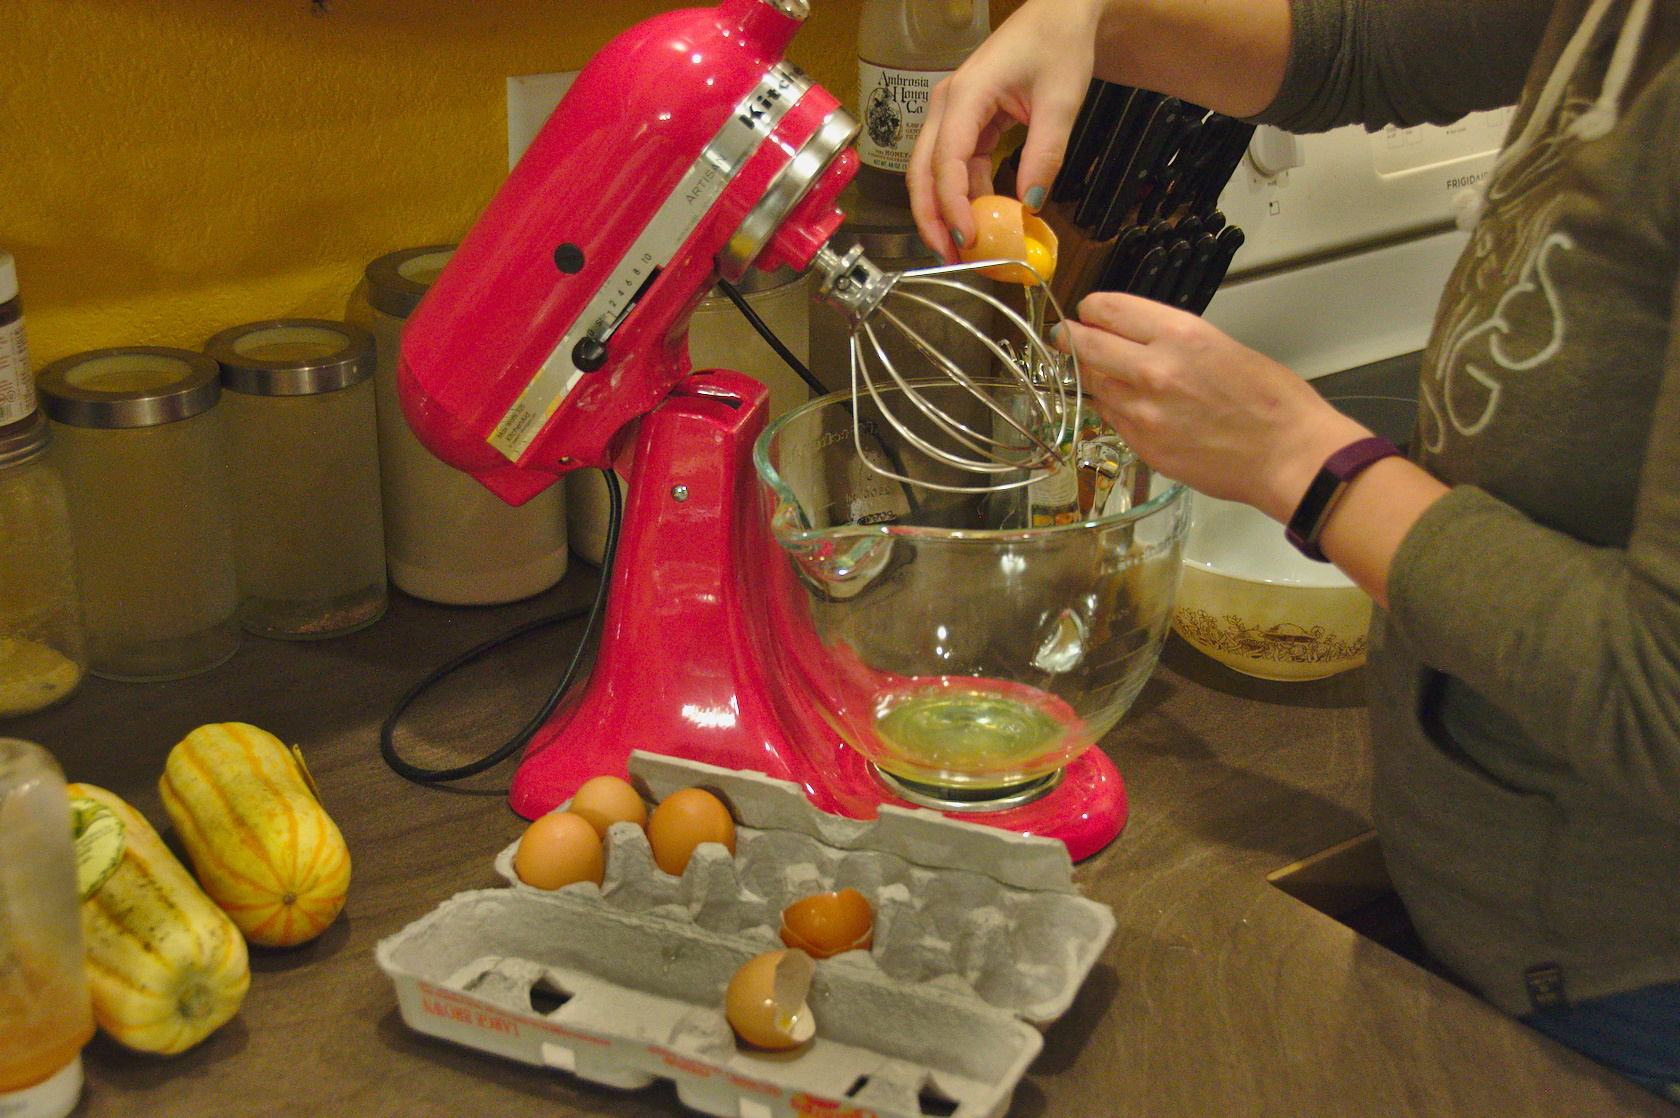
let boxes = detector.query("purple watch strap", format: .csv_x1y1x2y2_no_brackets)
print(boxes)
1284,435,1402,561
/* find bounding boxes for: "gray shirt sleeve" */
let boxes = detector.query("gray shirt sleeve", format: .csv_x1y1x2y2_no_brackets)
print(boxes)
1255,0,1552,131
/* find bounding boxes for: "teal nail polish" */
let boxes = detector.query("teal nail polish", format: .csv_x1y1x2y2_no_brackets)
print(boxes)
949,226,965,249
1024,185,1046,211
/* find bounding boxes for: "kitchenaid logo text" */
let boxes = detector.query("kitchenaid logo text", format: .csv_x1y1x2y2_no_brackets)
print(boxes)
736,64,802,130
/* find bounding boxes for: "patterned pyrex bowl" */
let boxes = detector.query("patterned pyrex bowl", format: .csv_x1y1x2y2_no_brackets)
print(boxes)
1172,493,1373,682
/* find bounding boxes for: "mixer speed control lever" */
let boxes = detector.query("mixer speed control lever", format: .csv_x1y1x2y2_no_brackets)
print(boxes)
573,264,667,373
572,337,609,373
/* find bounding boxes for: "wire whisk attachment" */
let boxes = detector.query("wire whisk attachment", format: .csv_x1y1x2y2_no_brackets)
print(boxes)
811,244,1083,495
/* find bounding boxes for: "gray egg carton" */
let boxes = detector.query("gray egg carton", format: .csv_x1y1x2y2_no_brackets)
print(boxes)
377,752,1115,1118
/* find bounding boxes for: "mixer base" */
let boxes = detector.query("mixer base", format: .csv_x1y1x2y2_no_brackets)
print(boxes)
870,765,1065,812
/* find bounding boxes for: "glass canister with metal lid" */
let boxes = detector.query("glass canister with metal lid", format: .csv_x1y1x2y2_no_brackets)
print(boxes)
347,246,570,605
35,348,240,681
205,319,386,639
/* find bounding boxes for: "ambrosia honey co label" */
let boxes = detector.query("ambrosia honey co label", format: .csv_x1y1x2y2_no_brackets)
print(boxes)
856,62,952,174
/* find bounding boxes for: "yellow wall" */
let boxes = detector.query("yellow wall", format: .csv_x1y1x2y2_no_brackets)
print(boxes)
0,0,865,367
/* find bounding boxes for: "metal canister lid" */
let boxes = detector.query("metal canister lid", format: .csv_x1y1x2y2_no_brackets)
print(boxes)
36,347,222,429
0,410,47,468
364,246,456,320
205,319,376,396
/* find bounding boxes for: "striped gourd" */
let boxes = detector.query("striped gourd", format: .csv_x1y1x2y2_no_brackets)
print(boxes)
158,722,351,948
69,783,250,1054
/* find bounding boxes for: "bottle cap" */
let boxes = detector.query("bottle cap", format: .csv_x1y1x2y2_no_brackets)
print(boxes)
0,1054,83,1118
0,251,17,304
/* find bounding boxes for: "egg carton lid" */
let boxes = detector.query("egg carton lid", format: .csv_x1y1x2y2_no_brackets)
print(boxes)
626,751,1080,894
377,887,1044,1118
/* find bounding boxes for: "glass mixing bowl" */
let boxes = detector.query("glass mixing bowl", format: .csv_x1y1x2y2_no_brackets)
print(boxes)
753,381,1188,802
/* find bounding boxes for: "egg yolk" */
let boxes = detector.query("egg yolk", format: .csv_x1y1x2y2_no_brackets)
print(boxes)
1023,236,1055,283
959,194,1058,286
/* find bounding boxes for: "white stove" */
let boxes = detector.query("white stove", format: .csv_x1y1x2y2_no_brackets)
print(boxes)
1205,108,1512,379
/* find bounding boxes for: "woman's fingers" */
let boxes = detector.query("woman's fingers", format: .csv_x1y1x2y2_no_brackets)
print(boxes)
907,83,955,258
908,80,995,258
1075,290,1184,342
1012,69,1092,211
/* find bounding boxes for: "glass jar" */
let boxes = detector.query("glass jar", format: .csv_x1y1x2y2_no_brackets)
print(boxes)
205,319,387,639
36,347,241,681
348,246,570,604
0,739,93,1118
0,416,85,717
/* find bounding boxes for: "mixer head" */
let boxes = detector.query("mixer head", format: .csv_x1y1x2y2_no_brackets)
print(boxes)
397,0,859,506
397,0,1088,509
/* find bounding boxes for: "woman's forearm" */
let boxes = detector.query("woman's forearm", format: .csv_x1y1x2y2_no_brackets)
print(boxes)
1315,458,1450,612
1091,0,1294,117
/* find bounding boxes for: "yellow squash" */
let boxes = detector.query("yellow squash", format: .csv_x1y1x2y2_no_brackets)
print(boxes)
69,783,250,1055
159,722,352,948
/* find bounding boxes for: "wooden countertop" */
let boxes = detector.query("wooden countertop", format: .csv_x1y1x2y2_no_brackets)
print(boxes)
8,570,1673,1118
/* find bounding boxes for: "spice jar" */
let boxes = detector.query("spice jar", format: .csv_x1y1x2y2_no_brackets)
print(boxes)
0,252,34,438
348,246,569,604
0,739,94,1118
205,319,386,639
36,347,241,681
0,415,85,716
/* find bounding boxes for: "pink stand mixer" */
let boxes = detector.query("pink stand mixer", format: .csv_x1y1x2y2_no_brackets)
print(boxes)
398,0,1182,860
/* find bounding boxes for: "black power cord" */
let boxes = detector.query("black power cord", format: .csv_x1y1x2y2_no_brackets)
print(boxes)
715,278,830,398
379,467,622,785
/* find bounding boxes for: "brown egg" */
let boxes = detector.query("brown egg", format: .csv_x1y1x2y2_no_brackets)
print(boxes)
725,949,816,1051
645,787,736,876
512,811,605,889
780,888,875,959
569,774,647,838
958,194,1058,285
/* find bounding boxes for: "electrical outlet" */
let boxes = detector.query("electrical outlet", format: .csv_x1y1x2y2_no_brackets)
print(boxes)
507,71,580,168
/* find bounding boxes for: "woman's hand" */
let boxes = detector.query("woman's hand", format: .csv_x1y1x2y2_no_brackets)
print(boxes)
1060,292,1368,522
907,0,1104,262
